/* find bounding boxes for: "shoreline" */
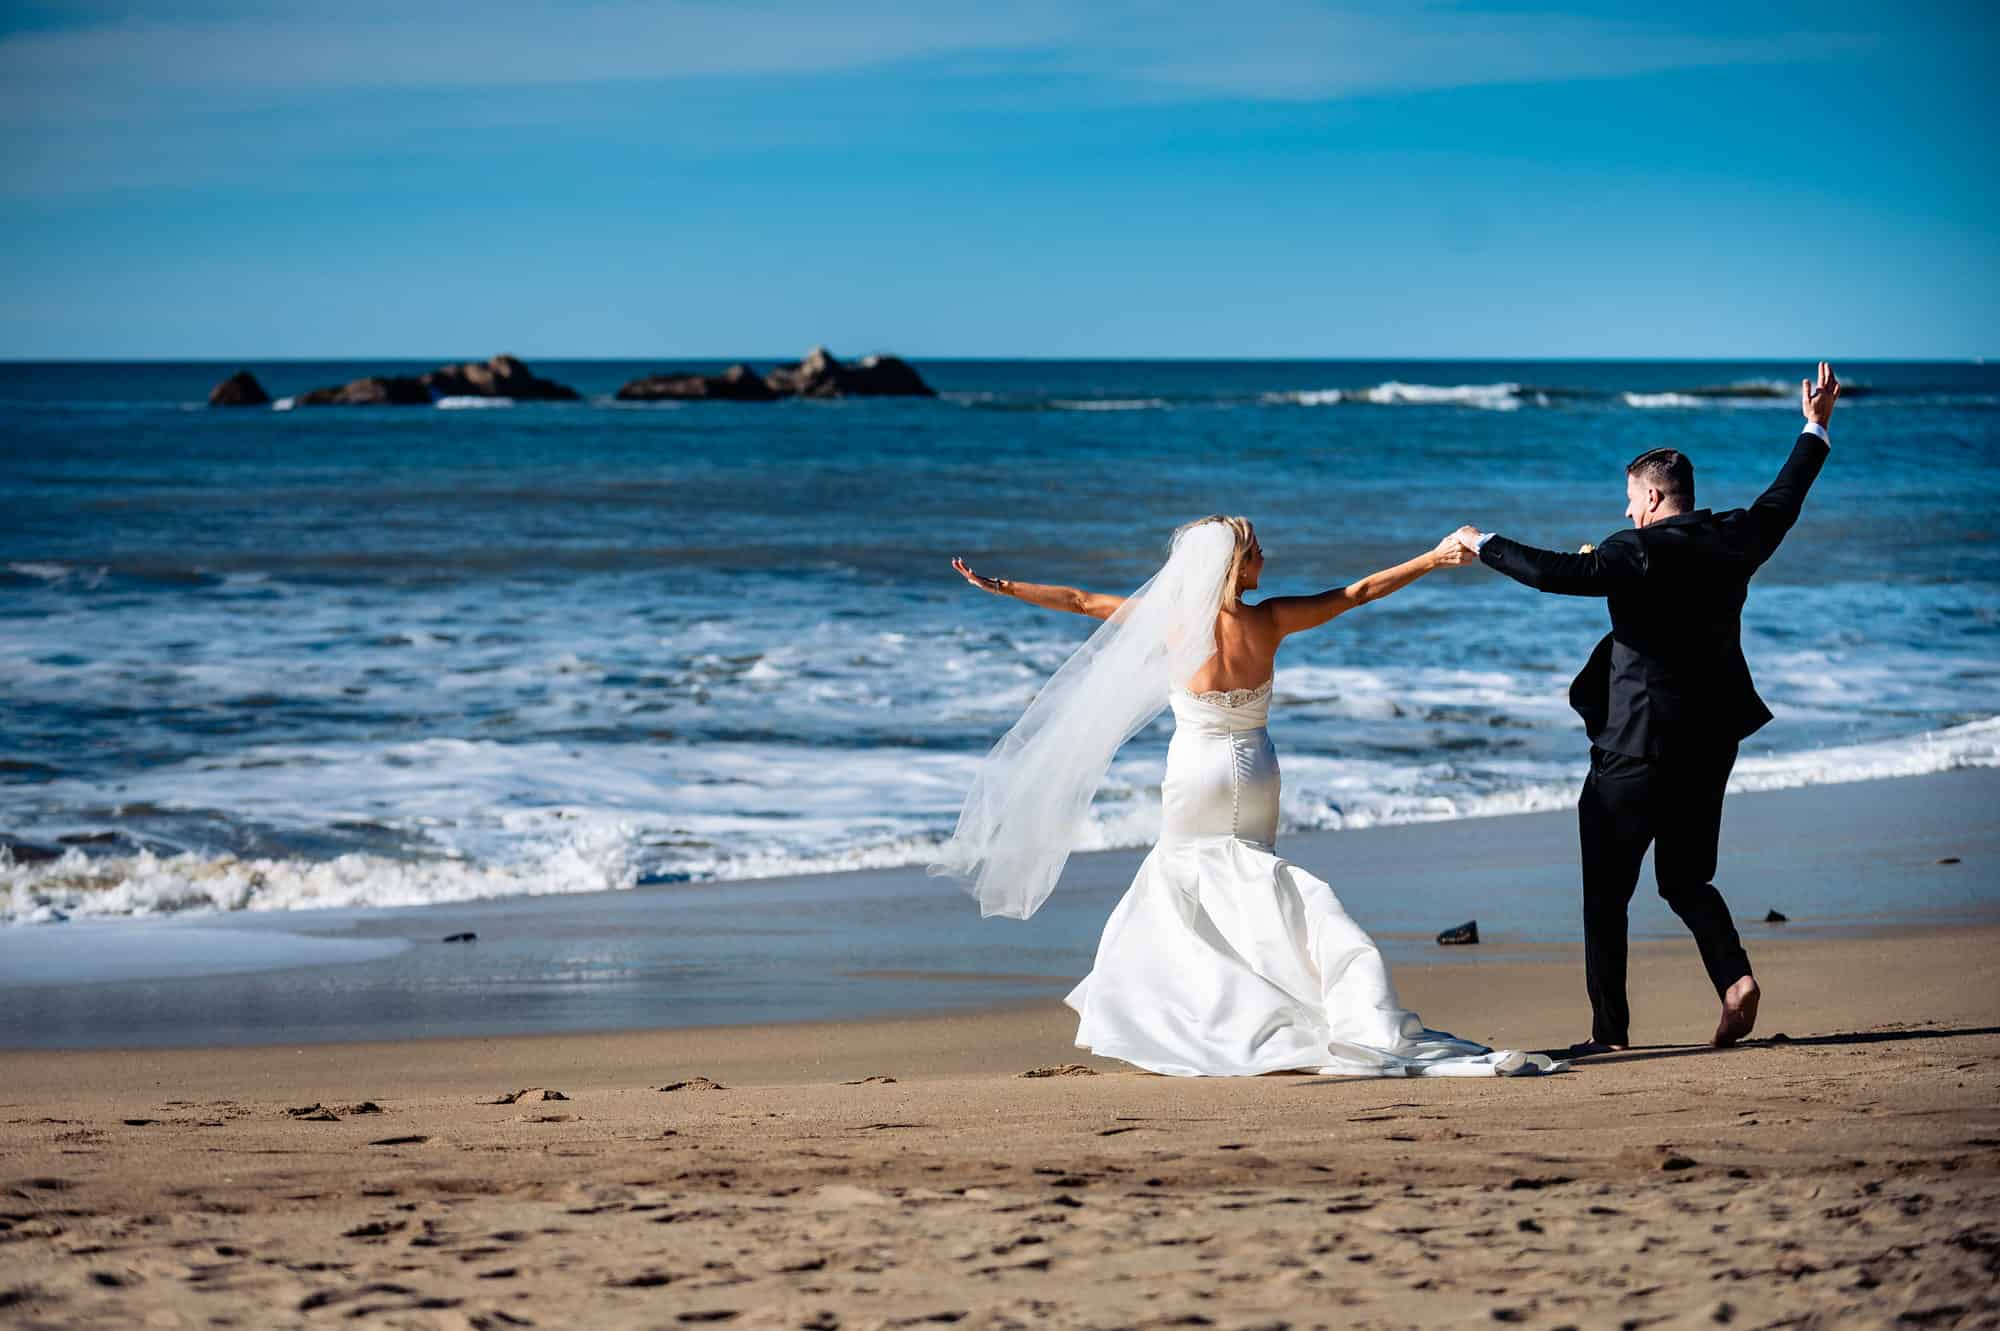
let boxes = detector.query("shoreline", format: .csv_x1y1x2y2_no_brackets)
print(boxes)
1,765,1993,1054
7,717,1994,929
5,923,1998,1087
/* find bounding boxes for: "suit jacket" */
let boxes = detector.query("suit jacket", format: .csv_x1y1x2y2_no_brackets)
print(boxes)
1479,430,1831,758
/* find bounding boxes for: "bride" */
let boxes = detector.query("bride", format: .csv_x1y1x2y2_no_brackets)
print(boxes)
934,516,1565,1079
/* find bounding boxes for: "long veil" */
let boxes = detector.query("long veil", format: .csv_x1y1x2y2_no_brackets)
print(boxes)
929,520,1239,919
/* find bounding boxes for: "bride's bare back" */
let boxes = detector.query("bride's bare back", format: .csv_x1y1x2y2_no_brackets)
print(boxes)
1185,600,1284,693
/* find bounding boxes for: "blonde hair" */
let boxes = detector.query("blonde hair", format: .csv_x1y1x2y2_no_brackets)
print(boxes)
1173,514,1255,596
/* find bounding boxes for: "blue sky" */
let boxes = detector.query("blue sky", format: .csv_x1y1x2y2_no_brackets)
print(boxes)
2,1,1994,359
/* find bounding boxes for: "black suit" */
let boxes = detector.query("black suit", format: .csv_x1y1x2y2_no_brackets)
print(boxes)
1480,429,1831,1044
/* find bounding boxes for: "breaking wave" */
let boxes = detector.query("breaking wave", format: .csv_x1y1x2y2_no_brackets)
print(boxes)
6,717,1992,925
1263,382,1524,410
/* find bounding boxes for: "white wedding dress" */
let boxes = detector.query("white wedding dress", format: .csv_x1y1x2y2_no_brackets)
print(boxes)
1063,680,1565,1078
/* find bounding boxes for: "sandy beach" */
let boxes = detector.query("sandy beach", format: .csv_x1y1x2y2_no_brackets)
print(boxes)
5,916,1997,1329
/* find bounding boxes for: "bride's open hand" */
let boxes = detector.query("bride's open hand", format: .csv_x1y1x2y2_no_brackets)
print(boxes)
1430,533,1479,567
952,556,1007,594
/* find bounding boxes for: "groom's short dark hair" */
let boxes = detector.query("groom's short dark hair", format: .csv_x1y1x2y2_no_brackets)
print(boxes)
1627,447,1695,505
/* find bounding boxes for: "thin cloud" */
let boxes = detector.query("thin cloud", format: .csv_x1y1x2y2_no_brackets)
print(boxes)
2,1,1852,118
0,3,1076,104
1091,8,1844,101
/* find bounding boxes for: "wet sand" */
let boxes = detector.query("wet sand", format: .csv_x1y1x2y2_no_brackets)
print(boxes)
3,925,1997,1329
5,766,1996,1051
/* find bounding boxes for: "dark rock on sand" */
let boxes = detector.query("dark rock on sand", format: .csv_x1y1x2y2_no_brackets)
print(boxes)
442,932,477,943
1614,1143,1698,1171
1764,909,1789,923
207,370,271,407
292,354,578,407
615,363,778,403
763,346,935,399
657,1076,728,1093
1437,920,1480,945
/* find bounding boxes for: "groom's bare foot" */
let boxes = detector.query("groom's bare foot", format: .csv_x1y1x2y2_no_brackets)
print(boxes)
1713,975,1760,1047
1564,1039,1627,1057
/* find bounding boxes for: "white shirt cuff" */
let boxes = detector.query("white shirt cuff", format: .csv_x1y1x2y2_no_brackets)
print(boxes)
1801,420,1829,443
1473,531,1497,551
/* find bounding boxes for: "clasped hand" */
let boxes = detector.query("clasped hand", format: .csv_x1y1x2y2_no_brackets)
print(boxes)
1432,528,1483,566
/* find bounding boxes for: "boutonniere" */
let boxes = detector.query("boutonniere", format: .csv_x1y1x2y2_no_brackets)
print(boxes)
1578,543,1595,555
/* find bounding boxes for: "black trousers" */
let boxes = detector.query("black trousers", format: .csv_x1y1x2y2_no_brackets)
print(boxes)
1578,739,1752,1046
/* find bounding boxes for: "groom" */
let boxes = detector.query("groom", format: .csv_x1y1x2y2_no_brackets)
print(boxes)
1454,362,1839,1055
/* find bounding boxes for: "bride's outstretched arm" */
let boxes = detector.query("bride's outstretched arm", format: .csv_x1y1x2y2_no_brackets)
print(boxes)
951,557,1126,620
1262,535,1474,637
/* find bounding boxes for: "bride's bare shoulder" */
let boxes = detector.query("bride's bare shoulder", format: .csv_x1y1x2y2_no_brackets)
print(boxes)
1215,600,1284,662
1231,597,1285,634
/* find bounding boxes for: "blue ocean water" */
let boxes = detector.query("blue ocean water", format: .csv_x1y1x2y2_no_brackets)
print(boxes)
4,358,1997,926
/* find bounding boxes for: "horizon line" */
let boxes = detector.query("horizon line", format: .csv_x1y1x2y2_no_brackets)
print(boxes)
0,353,1987,366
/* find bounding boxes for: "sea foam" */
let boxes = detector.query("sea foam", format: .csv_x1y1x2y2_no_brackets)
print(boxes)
1048,398,1171,411
6,717,1992,925
1266,382,1523,410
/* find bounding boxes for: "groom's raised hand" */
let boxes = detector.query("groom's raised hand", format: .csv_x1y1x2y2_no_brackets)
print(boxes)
1802,361,1840,427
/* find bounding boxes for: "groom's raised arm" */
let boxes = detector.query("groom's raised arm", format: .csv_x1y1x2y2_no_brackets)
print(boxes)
1739,427,1831,566
1476,528,1648,598
1741,359,1838,565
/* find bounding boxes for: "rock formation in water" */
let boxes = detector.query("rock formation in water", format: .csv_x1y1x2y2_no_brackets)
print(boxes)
615,363,779,402
264,349,929,408
291,355,579,407
615,347,935,403
293,375,435,407
207,370,271,407
763,346,934,399
418,354,580,402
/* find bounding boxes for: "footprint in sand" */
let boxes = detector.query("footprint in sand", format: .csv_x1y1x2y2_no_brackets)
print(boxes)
813,1184,890,1207
286,1102,385,1121
487,1088,568,1105
657,1077,728,1093
340,1220,405,1240
1616,1144,1699,1172
1017,1064,1097,1078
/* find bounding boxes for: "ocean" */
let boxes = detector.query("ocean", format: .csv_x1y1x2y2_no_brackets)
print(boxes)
5,358,1998,930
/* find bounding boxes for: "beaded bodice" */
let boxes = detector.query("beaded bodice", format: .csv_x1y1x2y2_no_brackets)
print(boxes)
1181,679,1274,708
